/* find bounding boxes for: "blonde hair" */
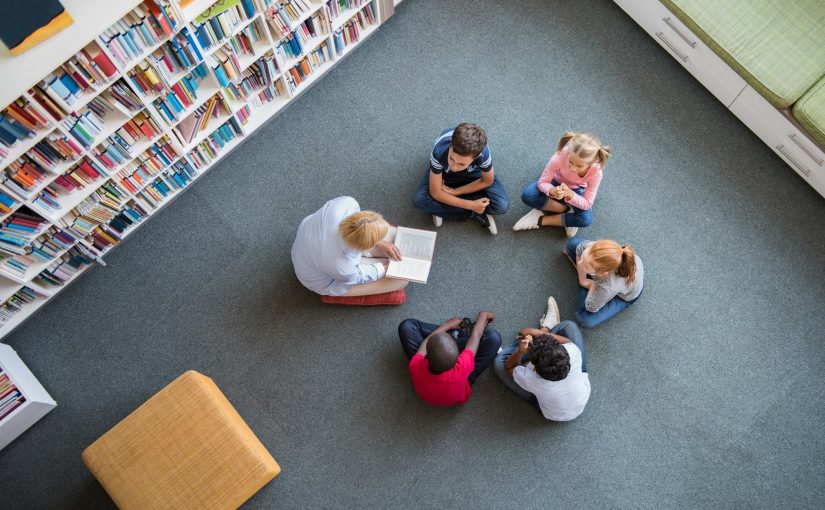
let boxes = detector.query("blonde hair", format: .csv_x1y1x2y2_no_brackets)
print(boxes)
557,131,612,167
338,211,389,251
588,240,637,284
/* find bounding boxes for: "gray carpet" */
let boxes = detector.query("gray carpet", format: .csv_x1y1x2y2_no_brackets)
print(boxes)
2,0,825,507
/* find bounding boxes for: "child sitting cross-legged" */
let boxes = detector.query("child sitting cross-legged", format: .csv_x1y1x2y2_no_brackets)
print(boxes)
398,311,502,406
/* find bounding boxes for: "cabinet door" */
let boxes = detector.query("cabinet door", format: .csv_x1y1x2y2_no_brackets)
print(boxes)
730,86,825,198
613,0,746,106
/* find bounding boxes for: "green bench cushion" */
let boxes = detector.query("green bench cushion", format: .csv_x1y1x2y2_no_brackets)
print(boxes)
793,77,825,148
660,0,825,108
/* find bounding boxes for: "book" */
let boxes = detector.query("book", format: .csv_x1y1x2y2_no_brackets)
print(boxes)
385,227,437,284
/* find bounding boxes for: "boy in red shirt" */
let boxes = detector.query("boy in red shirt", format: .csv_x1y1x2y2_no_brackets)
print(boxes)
398,311,501,406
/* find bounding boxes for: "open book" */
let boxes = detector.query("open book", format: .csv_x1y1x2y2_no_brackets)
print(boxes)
385,226,437,284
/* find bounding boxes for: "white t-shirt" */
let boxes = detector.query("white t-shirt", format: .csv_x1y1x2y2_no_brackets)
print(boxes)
513,343,591,421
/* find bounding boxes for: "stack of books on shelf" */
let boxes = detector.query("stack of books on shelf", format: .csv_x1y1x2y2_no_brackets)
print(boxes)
0,286,46,325
332,4,376,54
148,29,204,84
152,64,210,123
162,158,198,191
170,94,229,146
60,109,106,152
92,111,163,171
226,18,268,63
327,0,369,22
0,211,48,259
28,226,78,262
276,10,328,62
193,0,259,50
285,40,332,87
187,117,243,169
98,1,180,69
3,155,53,200
24,134,83,172
31,157,106,215
33,244,99,289
0,99,53,160
208,47,244,87
263,0,318,38
0,365,26,420
127,61,168,97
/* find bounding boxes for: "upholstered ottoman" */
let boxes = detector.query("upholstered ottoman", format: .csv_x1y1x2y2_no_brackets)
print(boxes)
82,371,280,509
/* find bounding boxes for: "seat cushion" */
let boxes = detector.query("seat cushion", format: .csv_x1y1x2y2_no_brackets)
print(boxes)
660,0,825,108
794,77,825,148
82,371,280,510
321,288,406,305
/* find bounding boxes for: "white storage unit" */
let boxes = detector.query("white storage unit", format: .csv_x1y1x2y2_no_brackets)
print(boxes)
0,343,56,451
614,0,825,200
729,86,825,197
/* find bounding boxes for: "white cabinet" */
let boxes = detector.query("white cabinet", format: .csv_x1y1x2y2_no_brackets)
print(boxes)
614,0,746,106
0,344,56,451
729,86,825,196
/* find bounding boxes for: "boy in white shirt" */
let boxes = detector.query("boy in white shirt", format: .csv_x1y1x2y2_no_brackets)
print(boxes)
493,297,591,421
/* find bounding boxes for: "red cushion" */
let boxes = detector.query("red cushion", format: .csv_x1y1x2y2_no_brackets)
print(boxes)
320,289,406,306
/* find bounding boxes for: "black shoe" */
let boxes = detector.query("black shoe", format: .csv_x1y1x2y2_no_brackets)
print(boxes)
469,212,490,229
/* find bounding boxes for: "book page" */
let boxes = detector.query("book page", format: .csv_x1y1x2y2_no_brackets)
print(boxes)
386,257,431,283
395,228,436,261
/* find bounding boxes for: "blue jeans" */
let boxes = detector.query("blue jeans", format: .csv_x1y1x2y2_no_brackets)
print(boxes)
413,171,510,220
563,237,642,329
493,321,587,402
398,319,502,384
520,179,592,228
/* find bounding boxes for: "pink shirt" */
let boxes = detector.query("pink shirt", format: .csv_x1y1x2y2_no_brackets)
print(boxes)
536,148,603,210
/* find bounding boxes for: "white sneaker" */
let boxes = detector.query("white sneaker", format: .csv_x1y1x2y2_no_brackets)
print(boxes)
539,296,560,330
512,209,543,231
432,215,443,227
565,226,578,238
486,214,497,235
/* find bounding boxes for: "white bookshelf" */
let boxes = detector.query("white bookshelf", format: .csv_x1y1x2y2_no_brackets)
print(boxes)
0,0,388,340
0,343,56,451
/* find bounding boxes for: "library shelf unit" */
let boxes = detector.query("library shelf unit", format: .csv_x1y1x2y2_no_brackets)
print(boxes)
0,343,56,451
0,0,394,345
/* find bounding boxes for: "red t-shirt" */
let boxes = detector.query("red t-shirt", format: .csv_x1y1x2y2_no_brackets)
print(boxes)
408,350,475,406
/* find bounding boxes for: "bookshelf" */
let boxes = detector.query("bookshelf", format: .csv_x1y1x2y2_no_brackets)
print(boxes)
0,343,56,451
0,0,390,341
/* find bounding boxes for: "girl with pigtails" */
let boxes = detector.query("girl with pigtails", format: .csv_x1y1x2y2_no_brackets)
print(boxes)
513,132,611,237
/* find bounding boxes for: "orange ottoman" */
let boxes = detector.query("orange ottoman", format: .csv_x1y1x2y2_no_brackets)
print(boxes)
82,371,280,509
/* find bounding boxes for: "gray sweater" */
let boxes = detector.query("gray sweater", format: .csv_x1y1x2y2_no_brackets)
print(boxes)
576,240,644,312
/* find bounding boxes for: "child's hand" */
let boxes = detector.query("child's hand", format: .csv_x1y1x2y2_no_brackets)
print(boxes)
519,335,533,351
478,310,495,324
471,197,490,214
558,184,574,200
441,185,457,196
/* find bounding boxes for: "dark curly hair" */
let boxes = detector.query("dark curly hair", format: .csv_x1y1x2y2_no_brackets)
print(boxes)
528,334,570,381
451,123,487,157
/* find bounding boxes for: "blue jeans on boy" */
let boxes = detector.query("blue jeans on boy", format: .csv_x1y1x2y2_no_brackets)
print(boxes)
493,321,587,402
398,319,502,384
413,171,510,220
563,237,643,329
520,179,592,228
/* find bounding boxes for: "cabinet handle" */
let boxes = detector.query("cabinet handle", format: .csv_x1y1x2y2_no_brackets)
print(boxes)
776,145,811,177
655,32,688,62
789,134,824,166
663,17,696,48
